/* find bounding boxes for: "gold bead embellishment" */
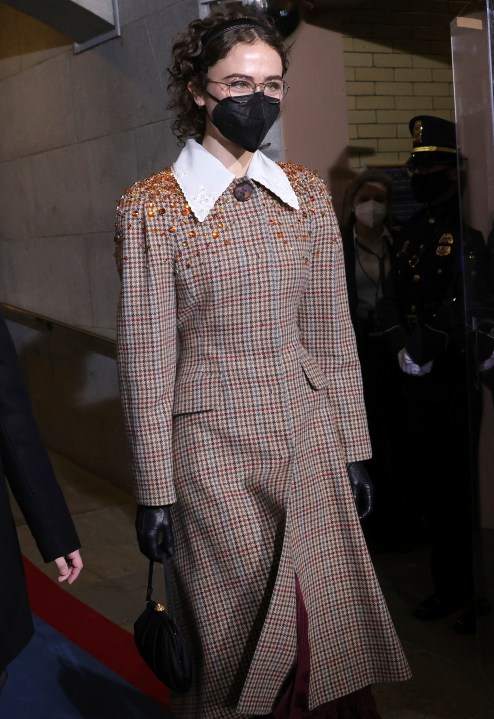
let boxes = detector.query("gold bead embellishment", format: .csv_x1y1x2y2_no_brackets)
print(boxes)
169,226,176,233
188,230,196,238
212,231,219,239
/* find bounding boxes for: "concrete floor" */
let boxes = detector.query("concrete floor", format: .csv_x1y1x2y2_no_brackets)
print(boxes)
13,452,494,719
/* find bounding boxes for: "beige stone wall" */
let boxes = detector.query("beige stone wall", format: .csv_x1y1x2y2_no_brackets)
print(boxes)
337,1,465,170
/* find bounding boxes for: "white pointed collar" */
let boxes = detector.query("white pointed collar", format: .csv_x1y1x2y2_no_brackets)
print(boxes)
172,138,299,222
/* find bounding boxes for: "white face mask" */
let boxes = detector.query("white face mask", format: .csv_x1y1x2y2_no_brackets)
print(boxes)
354,199,387,228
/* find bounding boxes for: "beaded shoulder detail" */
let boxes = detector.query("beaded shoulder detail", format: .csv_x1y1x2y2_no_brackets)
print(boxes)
114,169,185,272
277,161,333,202
118,168,182,210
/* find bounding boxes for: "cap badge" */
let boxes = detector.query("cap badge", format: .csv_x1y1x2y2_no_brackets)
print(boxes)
413,120,424,145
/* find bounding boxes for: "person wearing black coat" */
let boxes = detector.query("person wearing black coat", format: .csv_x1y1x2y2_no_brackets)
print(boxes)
0,314,83,693
377,116,489,633
340,169,405,552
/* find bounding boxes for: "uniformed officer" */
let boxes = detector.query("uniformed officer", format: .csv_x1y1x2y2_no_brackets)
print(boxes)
377,115,488,632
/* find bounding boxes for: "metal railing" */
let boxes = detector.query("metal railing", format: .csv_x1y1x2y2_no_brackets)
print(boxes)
0,302,116,359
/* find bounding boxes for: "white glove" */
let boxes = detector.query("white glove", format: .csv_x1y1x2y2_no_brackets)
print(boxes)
480,350,494,373
398,348,434,376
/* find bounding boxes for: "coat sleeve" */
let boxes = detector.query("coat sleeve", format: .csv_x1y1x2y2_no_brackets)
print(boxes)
296,171,371,463
0,316,80,562
115,181,177,506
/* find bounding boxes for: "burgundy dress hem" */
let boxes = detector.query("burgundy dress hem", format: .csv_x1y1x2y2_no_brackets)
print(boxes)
267,577,382,719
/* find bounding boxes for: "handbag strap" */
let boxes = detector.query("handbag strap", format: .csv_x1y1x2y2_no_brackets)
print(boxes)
146,559,155,603
147,558,179,620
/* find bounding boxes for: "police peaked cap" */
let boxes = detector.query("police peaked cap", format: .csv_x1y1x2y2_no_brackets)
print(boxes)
407,115,459,167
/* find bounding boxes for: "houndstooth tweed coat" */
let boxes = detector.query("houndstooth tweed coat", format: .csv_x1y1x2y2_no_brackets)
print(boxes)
115,143,411,718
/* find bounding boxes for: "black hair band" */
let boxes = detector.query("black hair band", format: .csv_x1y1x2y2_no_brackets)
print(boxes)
201,17,264,51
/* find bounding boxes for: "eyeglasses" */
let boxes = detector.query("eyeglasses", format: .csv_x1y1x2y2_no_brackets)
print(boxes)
205,78,289,104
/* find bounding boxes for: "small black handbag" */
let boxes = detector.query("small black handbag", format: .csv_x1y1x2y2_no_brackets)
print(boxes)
133,558,193,694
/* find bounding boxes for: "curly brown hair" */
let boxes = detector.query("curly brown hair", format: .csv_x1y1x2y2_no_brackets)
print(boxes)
167,10,291,146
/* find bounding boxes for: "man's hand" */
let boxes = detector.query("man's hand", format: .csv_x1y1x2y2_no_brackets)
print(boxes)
398,348,433,376
55,549,83,584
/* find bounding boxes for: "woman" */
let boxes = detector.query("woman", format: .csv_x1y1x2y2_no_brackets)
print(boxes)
115,11,411,718
0,315,83,694
340,169,396,336
340,171,408,552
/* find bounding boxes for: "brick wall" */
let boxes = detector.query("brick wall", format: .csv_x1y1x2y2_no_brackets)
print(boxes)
338,1,466,169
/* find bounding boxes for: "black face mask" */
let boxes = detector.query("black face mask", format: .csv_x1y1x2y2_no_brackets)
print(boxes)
207,91,280,153
410,168,453,204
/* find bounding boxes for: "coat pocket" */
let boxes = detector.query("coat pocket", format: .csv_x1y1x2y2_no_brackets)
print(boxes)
172,370,222,415
299,351,330,390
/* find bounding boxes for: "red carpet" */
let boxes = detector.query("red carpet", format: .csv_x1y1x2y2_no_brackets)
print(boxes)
22,556,169,707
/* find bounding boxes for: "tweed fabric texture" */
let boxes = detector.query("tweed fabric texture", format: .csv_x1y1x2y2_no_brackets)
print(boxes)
115,162,411,718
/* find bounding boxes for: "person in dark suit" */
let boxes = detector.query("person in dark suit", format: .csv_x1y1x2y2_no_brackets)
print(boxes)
0,314,83,694
377,115,489,632
340,169,406,551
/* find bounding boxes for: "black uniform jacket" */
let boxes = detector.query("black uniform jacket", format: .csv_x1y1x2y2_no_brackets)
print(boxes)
0,315,80,669
377,194,487,365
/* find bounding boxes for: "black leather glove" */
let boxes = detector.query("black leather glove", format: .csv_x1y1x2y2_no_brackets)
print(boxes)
347,462,374,519
135,504,175,561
